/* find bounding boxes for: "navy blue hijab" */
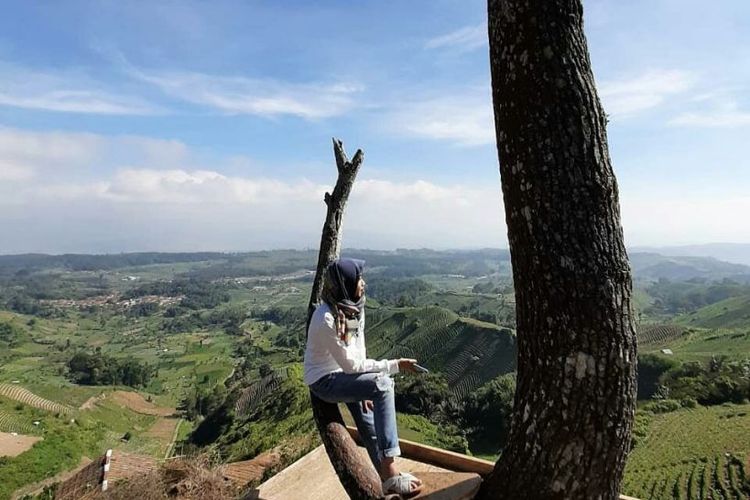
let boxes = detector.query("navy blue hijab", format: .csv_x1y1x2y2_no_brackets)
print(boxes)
323,258,366,317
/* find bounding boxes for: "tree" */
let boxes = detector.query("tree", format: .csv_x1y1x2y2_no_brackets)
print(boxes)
478,1,637,498
305,139,383,498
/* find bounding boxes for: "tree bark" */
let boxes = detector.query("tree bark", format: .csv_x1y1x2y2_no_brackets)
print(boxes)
478,1,637,499
305,139,383,499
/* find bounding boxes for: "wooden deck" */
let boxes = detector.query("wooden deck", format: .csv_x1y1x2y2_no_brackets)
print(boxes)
248,445,481,500
250,427,640,500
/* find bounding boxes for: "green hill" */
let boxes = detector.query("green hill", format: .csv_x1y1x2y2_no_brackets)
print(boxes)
366,306,516,398
676,294,750,329
641,328,750,363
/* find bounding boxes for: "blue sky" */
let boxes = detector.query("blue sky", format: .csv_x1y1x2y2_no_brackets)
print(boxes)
1,0,748,253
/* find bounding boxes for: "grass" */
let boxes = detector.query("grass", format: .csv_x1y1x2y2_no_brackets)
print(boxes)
675,295,750,329
395,413,468,453
640,326,750,362
0,409,104,500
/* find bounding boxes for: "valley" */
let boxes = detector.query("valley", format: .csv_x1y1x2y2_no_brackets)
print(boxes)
0,249,749,499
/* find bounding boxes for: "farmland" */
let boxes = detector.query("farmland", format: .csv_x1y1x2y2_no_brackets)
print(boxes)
0,383,72,414
623,404,750,499
367,306,516,398
0,249,749,498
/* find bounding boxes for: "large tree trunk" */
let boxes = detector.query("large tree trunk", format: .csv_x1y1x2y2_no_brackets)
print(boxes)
305,139,383,499
478,1,637,499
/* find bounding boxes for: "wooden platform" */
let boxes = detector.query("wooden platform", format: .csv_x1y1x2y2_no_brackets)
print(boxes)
247,445,481,500
249,428,640,500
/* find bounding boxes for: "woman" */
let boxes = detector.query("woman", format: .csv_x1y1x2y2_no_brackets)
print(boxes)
303,258,423,496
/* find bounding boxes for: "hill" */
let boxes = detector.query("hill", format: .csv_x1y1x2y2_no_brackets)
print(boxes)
630,252,750,283
366,306,516,398
675,295,750,330
632,244,750,267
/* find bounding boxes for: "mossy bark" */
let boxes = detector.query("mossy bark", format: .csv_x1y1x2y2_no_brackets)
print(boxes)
478,1,637,498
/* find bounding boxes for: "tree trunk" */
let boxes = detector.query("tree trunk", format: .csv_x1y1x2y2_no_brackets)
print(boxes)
478,1,637,499
305,139,383,499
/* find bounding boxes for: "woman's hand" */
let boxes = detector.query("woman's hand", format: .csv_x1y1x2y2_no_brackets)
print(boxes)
336,309,346,340
398,358,419,373
361,400,374,413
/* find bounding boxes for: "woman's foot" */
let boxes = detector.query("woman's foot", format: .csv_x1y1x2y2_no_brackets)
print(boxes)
380,458,422,495
382,472,423,496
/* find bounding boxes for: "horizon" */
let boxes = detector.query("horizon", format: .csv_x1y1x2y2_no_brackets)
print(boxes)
1,1,749,253
2,241,750,259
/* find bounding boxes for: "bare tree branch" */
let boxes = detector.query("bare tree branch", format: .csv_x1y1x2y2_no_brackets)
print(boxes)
306,139,383,499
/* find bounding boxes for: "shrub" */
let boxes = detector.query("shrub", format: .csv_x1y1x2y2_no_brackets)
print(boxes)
461,373,516,451
637,354,681,400
395,373,452,417
68,352,153,387
643,399,682,414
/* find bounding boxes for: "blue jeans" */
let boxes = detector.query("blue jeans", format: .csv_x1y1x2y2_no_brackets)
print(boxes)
310,371,401,470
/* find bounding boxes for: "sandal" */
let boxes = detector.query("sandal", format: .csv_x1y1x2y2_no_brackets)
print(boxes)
383,472,422,497
399,472,422,486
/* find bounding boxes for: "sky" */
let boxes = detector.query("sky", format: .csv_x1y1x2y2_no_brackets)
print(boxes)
0,0,749,254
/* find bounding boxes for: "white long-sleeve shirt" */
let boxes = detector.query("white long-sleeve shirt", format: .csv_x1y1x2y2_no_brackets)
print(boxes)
303,302,399,386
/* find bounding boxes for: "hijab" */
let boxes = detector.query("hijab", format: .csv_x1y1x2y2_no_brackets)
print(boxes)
321,258,365,343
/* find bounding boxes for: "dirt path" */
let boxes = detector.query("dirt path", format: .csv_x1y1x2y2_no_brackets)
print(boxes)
78,393,106,410
165,418,182,459
0,431,42,457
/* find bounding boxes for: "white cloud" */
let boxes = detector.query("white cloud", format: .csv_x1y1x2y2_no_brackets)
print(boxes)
0,126,509,252
355,179,476,206
127,65,362,119
0,127,205,198
0,161,35,181
599,70,693,118
4,125,748,253
0,127,103,166
670,110,750,127
425,23,487,52
669,98,750,127
0,63,159,115
388,91,495,146
0,90,156,115
0,127,105,182
621,194,750,245
101,168,328,204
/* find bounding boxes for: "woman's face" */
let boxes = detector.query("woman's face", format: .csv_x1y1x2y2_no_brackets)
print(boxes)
354,277,365,300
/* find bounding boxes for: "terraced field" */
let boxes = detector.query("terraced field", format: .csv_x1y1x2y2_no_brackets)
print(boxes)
235,368,288,417
0,384,72,414
639,324,686,345
623,404,750,499
367,306,516,397
0,410,34,434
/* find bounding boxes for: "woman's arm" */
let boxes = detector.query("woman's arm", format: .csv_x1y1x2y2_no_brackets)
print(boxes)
318,310,399,375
